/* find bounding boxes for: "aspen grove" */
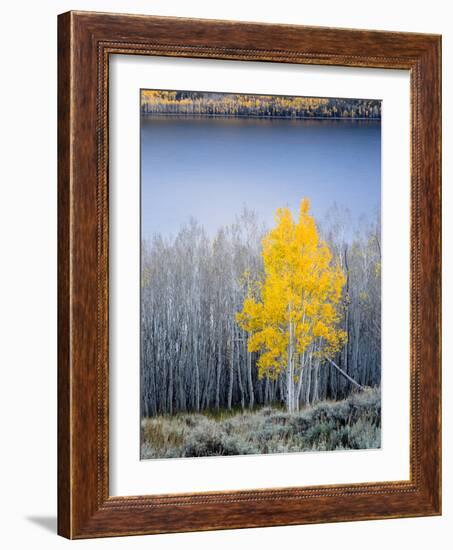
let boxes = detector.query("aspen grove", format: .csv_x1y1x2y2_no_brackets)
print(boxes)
140,200,381,417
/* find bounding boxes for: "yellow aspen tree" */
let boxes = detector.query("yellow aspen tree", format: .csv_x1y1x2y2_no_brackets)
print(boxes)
236,199,347,412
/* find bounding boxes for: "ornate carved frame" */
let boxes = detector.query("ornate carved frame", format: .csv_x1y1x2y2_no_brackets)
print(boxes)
58,11,441,538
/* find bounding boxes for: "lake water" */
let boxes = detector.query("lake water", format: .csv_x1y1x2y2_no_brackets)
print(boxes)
140,116,381,240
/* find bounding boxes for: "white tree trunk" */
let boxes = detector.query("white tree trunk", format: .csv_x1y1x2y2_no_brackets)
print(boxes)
286,317,295,413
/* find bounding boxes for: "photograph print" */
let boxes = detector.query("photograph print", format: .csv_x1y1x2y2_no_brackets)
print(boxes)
140,89,381,460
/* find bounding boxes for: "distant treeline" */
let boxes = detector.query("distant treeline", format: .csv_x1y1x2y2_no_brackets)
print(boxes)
141,90,381,119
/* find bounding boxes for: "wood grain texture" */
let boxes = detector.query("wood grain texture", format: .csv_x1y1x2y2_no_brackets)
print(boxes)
57,10,442,539
57,11,71,538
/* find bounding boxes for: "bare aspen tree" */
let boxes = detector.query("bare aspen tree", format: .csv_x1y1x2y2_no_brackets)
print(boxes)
141,205,381,416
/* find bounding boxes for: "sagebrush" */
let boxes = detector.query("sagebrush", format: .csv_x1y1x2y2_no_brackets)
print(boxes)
141,387,380,459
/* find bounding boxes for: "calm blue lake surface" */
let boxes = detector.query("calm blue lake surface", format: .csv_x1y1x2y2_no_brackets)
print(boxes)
141,116,381,239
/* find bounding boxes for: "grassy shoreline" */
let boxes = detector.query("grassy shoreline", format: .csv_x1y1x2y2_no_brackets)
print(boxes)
141,388,381,460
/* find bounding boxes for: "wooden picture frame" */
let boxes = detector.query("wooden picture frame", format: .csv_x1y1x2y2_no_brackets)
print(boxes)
58,10,441,539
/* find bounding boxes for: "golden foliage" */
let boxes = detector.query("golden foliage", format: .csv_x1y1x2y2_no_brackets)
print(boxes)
236,199,347,380
140,90,381,119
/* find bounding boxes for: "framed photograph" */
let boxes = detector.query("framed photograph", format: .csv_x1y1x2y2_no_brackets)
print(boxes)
58,11,441,538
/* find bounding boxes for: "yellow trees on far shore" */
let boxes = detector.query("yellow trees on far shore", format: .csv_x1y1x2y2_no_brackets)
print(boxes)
140,90,381,119
236,199,347,412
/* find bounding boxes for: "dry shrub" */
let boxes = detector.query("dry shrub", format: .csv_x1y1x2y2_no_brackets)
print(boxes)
141,388,381,459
